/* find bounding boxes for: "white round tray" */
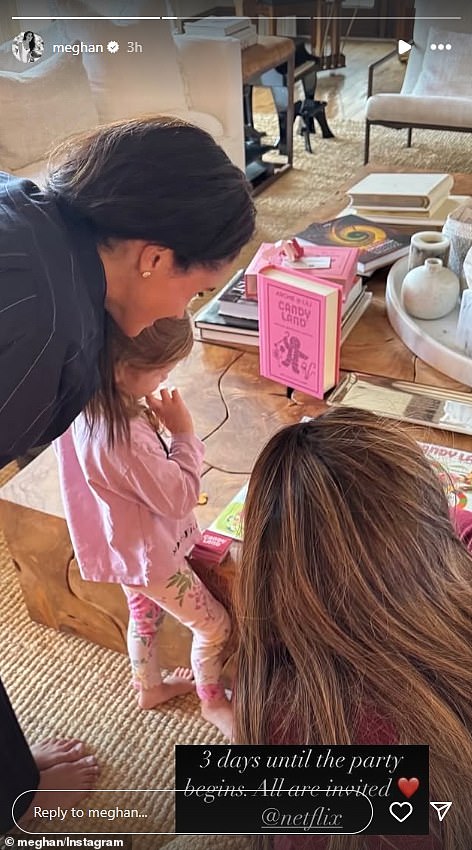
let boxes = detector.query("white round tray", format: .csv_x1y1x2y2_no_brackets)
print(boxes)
386,257,472,388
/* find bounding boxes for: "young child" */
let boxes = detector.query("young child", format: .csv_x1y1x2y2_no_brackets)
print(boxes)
54,314,232,739
233,409,472,850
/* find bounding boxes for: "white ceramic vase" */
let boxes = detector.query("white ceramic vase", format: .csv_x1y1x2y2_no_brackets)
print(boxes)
401,258,460,320
442,202,472,292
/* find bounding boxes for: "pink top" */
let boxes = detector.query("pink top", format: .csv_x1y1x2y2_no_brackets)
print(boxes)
54,413,204,586
453,507,472,548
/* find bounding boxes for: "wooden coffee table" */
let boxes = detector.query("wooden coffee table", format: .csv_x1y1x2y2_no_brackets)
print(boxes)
1,171,471,665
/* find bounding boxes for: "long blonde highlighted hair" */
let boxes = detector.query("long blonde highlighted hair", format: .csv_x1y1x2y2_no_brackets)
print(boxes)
233,409,472,850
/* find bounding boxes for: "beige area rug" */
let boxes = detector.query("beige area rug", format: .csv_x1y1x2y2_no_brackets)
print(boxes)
0,460,250,850
235,117,472,273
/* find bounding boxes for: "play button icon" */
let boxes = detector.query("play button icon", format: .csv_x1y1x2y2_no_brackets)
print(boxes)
398,39,412,55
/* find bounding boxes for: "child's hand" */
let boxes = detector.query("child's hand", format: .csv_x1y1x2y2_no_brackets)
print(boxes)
146,389,194,435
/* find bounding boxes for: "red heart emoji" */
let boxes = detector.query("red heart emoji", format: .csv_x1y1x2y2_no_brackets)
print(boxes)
398,777,420,799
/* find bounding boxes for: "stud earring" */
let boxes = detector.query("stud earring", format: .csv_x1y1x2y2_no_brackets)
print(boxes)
142,271,152,279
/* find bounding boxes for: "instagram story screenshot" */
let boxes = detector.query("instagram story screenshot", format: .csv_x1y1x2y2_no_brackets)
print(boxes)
0,1,471,849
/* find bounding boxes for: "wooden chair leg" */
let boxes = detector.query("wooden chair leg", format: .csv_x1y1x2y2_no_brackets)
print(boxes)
407,127,413,147
364,121,371,164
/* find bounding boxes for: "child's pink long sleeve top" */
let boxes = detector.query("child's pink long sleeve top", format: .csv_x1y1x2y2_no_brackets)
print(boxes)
54,413,204,586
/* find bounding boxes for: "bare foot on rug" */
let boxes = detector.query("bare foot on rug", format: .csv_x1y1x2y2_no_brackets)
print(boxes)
138,667,195,709
201,696,233,740
31,738,86,770
18,757,99,825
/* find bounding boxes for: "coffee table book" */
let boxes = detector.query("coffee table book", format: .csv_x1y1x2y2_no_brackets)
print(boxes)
218,270,258,321
258,266,342,399
208,482,248,542
344,196,470,228
347,172,453,212
297,214,409,275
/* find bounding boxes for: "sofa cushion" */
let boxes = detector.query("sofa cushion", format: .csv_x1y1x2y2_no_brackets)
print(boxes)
170,109,224,140
366,94,472,129
60,0,188,122
0,52,99,173
412,27,472,97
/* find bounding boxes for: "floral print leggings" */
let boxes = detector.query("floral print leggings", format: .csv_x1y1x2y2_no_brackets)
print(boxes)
122,559,231,702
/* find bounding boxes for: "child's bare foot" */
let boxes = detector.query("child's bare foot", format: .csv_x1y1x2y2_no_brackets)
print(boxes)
138,667,195,709
201,696,233,740
31,738,86,770
18,757,99,825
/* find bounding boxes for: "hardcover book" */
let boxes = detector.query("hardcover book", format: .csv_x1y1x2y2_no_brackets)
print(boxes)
296,214,410,275
244,241,359,299
208,482,248,542
218,270,258,321
258,266,342,399
344,195,469,227
347,172,453,211
192,270,258,348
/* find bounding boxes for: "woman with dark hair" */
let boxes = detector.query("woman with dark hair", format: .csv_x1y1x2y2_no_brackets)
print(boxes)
21,31,36,62
0,116,255,831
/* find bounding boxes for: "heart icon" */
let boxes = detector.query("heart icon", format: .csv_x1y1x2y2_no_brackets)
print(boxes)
390,802,413,823
398,777,420,799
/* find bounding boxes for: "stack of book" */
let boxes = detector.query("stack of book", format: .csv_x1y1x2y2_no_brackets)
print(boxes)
343,172,468,227
243,241,360,300
193,260,372,350
183,16,257,48
193,271,259,347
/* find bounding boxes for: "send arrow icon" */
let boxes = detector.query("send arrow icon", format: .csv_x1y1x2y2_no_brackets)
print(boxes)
430,802,452,822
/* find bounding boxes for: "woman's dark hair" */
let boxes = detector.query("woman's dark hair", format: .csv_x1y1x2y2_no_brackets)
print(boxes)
45,116,256,270
23,31,35,49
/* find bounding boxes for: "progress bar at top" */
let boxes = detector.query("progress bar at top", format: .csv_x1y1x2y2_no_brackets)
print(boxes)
11,15,463,20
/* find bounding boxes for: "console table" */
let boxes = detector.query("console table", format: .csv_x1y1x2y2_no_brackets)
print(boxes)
1,170,471,667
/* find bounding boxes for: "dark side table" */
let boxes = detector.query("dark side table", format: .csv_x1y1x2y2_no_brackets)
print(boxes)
242,35,295,191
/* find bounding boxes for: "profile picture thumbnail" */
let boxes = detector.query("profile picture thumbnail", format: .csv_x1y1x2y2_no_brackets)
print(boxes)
12,31,45,64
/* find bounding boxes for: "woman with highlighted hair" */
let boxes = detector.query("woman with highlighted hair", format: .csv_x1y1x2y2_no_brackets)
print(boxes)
233,409,472,850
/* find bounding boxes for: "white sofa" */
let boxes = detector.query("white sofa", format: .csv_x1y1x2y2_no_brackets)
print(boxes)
0,0,246,184
364,0,472,163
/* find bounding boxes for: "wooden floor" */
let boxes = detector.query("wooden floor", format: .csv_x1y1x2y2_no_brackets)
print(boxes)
254,38,406,120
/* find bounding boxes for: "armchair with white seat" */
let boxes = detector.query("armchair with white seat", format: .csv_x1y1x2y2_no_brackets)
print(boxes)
364,0,472,164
